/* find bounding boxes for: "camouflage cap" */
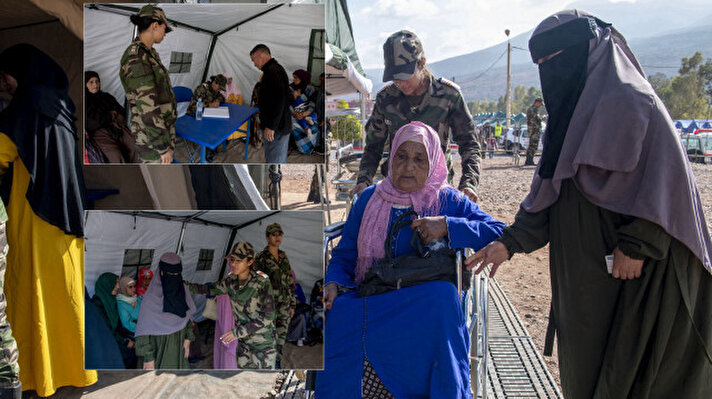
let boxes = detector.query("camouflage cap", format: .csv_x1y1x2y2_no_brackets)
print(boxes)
230,241,255,259
138,4,172,33
265,223,283,236
211,74,227,91
382,30,424,82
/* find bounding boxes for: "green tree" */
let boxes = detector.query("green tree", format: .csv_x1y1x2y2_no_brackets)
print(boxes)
332,114,363,142
656,52,712,119
337,99,349,109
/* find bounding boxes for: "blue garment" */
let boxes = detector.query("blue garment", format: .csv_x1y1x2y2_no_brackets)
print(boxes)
117,297,141,333
317,186,505,398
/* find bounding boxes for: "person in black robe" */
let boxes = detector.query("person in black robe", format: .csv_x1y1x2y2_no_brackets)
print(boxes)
467,10,712,399
85,71,138,163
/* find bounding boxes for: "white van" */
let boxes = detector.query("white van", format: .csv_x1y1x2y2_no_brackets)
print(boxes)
500,126,545,153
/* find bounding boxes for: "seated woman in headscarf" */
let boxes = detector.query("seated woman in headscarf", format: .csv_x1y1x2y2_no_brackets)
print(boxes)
91,273,137,369
134,253,196,370
136,267,153,297
116,276,141,334
220,72,242,105
316,122,505,398
85,71,138,163
0,43,97,396
467,10,712,399
289,69,319,154
187,242,277,369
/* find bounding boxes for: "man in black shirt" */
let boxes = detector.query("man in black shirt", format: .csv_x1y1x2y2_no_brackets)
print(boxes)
250,44,291,163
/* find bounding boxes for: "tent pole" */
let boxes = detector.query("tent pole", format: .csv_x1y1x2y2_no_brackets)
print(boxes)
201,35,219,84
218,227,239,280
176,221,187,254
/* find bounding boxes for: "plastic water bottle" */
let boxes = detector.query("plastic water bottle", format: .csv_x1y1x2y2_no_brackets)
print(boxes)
196,98,204,120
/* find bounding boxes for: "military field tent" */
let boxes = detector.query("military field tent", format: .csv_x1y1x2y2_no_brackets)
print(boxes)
84,3,325,113
85,210,324,298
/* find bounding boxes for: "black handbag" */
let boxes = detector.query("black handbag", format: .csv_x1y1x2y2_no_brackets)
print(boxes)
358,210,459,297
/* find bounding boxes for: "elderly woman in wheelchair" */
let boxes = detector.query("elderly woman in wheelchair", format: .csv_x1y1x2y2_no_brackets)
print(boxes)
317,122,505,398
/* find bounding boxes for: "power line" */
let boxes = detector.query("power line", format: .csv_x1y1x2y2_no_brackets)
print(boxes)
456,48,508,85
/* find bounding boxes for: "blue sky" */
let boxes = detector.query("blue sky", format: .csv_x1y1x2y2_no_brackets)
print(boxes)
347,0,708,69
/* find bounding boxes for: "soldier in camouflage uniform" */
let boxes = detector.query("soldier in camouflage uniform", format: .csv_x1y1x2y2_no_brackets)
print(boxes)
525,98,544,166
186,74,227,116
120,5,177,164
352,30,481,202
254,223,295,366
187,242,278,369
0,200,20,397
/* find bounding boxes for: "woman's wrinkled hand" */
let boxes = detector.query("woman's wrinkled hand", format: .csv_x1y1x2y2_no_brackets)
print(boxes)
611,247,644,280
411,216,447,244
465,241,510,278
143,360,155,370
323,282,339,310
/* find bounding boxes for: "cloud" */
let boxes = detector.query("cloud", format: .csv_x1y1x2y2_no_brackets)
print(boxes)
365,0,439,18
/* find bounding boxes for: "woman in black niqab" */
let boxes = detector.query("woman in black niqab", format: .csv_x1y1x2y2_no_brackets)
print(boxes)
528,16,602,178
0,43,85,237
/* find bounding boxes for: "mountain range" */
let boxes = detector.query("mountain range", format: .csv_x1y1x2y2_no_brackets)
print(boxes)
361,1,712,102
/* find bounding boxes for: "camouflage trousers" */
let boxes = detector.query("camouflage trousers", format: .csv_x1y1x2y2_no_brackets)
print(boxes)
237,339,277,369
526,128,541,161
275,313,290,363
0,223,19,387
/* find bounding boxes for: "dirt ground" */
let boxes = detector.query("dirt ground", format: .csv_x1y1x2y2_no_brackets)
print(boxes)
280,153,712,390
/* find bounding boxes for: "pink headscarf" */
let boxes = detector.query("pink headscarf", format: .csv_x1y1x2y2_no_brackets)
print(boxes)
220,72,241,103
354,121,449,283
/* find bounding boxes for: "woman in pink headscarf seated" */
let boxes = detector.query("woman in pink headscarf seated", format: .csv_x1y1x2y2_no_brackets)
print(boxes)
220,72,242,105
317,122,505,398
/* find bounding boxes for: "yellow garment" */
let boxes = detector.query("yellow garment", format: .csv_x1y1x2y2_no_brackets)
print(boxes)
226,93,249,140
494,124,503,137
0,133,97,396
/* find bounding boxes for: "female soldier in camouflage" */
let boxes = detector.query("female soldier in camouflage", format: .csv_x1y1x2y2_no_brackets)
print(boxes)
187,242,278,369
119,5,177,164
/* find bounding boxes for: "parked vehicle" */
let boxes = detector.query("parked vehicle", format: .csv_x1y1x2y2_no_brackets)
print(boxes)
499,126,545,153
681,133,712,164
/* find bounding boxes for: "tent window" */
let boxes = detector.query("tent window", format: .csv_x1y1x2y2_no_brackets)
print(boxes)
308,29,325,85
122,248,154,278
196,249,214,271
169,52,192,74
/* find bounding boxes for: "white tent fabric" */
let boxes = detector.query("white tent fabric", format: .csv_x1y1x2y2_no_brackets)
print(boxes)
84,3,324,110
325,44,373,97
85,211,324,298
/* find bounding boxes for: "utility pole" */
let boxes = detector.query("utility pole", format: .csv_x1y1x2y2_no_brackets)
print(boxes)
505,29,512,130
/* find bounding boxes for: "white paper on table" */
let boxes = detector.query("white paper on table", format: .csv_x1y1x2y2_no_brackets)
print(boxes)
203,106,230,118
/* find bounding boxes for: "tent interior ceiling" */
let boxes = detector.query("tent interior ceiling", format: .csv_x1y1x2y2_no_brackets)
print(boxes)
85,211,324,298
91,3,284,34
0,1,57,30
85,3,324,115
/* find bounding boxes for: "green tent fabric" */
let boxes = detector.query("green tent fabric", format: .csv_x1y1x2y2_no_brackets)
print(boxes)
322,0,364,75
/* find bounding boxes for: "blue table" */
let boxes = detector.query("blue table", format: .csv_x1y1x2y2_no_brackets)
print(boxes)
175,103,259,163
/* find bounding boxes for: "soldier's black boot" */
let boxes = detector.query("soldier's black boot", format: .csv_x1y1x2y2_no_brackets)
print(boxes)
524,157,535,166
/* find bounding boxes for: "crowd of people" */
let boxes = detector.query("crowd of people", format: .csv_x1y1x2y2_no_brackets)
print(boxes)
86,223,323,370
84,5,325,165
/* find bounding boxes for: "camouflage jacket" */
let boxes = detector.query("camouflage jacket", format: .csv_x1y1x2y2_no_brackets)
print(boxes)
526,105,542,133
255,248,296,318
187,82,225,116
188,271,276,352
119,40,177,162
357,75,481,194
